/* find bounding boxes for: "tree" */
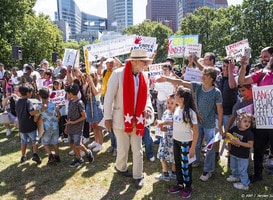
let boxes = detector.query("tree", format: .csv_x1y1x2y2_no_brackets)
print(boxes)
123,20,173,63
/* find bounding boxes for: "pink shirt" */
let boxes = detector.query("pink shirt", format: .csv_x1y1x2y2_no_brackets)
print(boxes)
251,70,273,86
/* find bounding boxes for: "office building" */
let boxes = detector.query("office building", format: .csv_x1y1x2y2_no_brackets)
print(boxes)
107,0,133,33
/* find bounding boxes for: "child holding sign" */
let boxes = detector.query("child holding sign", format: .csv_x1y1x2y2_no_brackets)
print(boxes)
226,112,254,190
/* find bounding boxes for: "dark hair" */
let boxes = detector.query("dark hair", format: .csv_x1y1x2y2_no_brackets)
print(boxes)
176,86,203,126
38,88,49,99
203,67,218,83
19,85,33,96
65,83,79,95
44,70,52,77
162,64,172,71
205,52,216,65
238,84,252,89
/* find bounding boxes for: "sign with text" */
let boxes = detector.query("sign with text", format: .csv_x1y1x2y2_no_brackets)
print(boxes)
63,49,79,67
252,85,273,129
184,44,202,58
49,89,66,105
225,39,251,61
148,62,169,83
83,35,135,61
183,67,202,82
133,36,157,58
167,35,199,58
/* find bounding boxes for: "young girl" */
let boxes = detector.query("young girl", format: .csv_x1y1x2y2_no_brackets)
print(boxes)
155,94,176,181
168,86,201,198
226,112,254,190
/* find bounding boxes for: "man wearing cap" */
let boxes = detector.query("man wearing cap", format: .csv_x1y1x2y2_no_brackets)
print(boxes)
238,46,273,183
104,49,154,189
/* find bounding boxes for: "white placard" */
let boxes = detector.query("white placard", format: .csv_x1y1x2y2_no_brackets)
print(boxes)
63,49,79,67
183,67,202,82
184,44,202,58
49,89,66,105
225,39,251,61
252,85,273,129
132,36,157,58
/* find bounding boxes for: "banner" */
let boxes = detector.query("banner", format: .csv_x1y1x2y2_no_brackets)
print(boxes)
252,85,273,129
225,39,251,61
63,49,78,67
49,89,66,105
184,44,202,58
167,35,199,58
132,36,157,58
83,35,135,61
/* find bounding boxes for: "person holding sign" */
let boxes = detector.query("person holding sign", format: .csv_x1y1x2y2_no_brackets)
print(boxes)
156,67,223,182
238,46,273,183
104,49,154,189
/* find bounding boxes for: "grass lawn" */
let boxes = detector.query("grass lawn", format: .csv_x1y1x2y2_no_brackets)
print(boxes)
0,125,272,200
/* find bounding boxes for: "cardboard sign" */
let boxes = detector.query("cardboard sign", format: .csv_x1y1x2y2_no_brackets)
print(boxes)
252,85,273,129
83,35,135,61
225,39,251,61
49,89,66,105
167,35,199,58
183,67,202,82
148,62,169,83
184,44,202,58
132,36,157,58
63,49,79,67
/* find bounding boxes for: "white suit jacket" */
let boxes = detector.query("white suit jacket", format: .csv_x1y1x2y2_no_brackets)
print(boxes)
103,66,153,131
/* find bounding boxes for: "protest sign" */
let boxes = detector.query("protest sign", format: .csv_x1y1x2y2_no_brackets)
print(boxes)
49,89,66,105
83,35,135,61
167,35,198,58
132,36,157,58
225,39,251,61
63,49,78,67
252,85,273,129
148,62,169,83
184,44,202,58
183,67,202,82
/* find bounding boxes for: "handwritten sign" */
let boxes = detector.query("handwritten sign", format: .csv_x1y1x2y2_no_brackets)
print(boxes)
133,36,157,58
148,62,170,83
63,49,78,67
252,85,273,129
184,44,202,58
225,39,251,61
49,89,66,105
83,35,135,61
183,67,202,82
168,35,199,58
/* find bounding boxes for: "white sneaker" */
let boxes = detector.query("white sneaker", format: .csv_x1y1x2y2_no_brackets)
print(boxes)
226,175,240,182
6,129,12,136
199,172,212,181
88,141,98,149
82,137,90,145
92,144,103,152
149,156,155,162
63,138,69,143
58,136,62,143
233,182,249,190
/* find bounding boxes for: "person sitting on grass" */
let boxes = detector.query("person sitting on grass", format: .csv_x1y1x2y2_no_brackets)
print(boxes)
64,83,94,167
34,88,61,164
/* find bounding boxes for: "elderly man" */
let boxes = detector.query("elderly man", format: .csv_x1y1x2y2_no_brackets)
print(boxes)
238,46,273,183
104,49,154,189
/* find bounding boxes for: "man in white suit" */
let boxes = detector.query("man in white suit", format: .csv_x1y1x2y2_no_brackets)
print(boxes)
104,49,154,189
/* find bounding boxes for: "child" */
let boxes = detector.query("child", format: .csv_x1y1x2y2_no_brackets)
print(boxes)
168,86,201,198
226,112,254,190
15,85,44,164
65,83,94,167
155,94,176,181
34,88,61,164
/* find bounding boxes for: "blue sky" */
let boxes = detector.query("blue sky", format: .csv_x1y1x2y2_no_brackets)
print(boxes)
34,0,243,25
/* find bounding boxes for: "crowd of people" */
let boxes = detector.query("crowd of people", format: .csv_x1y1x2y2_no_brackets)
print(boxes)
1,46,273,197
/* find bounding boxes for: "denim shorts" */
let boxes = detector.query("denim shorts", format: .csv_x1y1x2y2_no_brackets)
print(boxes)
68,133,82,146
20,130,39,144
41,129,59,145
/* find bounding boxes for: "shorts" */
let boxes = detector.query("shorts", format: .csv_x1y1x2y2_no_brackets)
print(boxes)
68,133,82,146
20,130,39,144
41,129,59,145
86,99,103,123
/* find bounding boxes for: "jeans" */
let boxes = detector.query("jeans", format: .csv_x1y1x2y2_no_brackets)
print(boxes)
194,126,216,173
109,129,117,149
142,126,154,159
230,154,250,186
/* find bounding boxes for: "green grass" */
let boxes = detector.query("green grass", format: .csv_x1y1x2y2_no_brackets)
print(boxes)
0,125,272,200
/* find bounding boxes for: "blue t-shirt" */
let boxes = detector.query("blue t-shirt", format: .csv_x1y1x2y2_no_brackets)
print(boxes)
38,102,59,132
192,82,222,128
